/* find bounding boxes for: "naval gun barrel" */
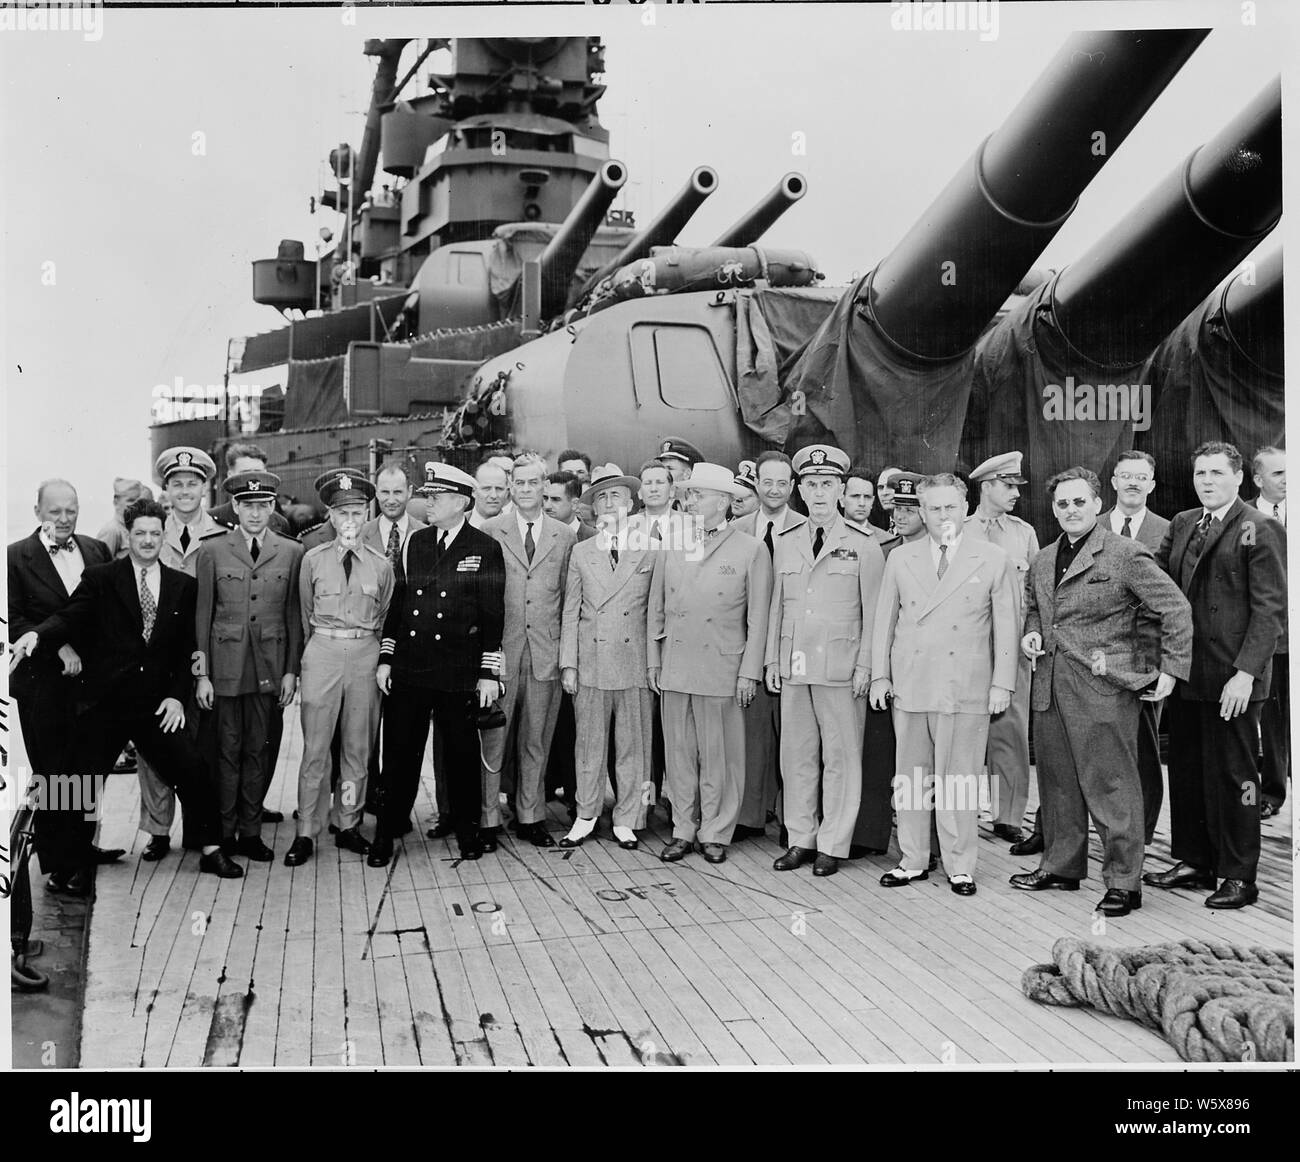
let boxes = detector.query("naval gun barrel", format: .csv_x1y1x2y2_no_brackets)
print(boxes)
711,173,806,248
1052,77,1281,368
865,28,1208,361
1220,246,1283,374
539,159,628,317
572,166,719,305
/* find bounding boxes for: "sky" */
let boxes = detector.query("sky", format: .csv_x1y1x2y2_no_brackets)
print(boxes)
3,0,1296,539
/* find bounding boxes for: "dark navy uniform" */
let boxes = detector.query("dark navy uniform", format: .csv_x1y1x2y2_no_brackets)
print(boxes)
374,467,506,859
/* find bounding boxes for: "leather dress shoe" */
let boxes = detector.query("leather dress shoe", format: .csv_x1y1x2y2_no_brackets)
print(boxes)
698,842,727,864
1009,868,1079,891
848,845,887,859
516,822,554,848
1260,800,1280,820
91,845,126,864
236,837,275,862
927,855,939,872
1010,832,1044,856
1205,879,1258,910
949,875,977,896
426,817,456,840
991,824,1023,842
812,854,839,877
141,836,171,862
478,828,500,854
730,824,765,842
773,846,816,872
457,835,483,861
880,867,928,887
334,827,370,856
284,837,313,866
1096,888,1141,916
661,838,693,863
1142,861,1215,891
47,870,91,897
367,834,394,868
199,850,243,879
261,809,285,824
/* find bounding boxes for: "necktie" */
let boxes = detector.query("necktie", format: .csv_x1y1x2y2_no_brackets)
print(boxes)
250,537,260,562
525,522,536,563
937,544,949,579
812,526,824,559
763,520,774,559
435,530,447,563
1121,516,1132,538
610,542,620,568
1190,510,1212,552
180,525,191,553
1273,502,1282,523
386,521,401,569
343,551,353,582
139,568,156,641
650,519,663,545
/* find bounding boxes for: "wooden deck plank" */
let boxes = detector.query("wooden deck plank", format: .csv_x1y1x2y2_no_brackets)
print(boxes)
458,946,532,1067
484,945,568,1067
399,933,458,1068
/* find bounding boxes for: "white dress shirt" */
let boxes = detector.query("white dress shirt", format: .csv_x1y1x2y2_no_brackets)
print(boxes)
515,509,545,549
136,560,161,608
241,530,264,556
1109,508,1149,538
437,519,465,551
1261,498,1286,525
756,506,789,545
40,531,85,595
378,514,412,566
929,533,963,574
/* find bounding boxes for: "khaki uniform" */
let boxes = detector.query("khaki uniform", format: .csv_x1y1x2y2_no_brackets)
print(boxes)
139,509,227,838
648,524,772,844
765,517,884,858
296,542,393,839
194,529,304,840
963,511,1038,832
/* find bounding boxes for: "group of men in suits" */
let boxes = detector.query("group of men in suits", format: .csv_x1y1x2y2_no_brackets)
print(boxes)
9,433,1286,914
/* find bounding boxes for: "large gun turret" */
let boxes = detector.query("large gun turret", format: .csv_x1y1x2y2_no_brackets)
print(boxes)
863,28,1209,361
538,159,627,317
711,173,806,248
572,166,719,306
1052,77,1281,368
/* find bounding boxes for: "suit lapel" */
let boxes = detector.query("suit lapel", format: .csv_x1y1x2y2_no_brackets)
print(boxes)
113,558,145,636
226,530,255,569
1186,501,1239,585
1059,526,1103,587
695,523,736,564
25,534,69,600
918,540,982,619
529,519,558,571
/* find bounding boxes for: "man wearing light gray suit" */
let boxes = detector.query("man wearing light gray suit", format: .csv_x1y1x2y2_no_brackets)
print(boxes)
559,465,657,849
733,450,802,839
1013,467,1192,917
648,464,773,864
481,453,575,848
871,473,1017,896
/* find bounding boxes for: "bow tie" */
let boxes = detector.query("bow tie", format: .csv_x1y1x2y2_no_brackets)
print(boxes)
705,526,722,539
47,539,75,554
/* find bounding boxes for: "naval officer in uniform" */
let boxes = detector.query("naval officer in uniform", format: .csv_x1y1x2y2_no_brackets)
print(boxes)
649,463,772,863
194,470,304,861
284,471,394,866
371,462,506,865
963,451,1038,844
765,444,885,877
136,446,227,861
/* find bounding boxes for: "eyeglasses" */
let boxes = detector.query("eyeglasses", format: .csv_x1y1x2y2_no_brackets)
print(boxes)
1054,497,1093,510
1115,473,1152,483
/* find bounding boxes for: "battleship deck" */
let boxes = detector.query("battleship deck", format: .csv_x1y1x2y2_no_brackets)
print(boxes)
78,717,1292,1068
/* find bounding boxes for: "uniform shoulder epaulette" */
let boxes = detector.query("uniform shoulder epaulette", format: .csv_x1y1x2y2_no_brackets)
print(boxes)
845,522,872,535
777,520,806,536
303,540,331,559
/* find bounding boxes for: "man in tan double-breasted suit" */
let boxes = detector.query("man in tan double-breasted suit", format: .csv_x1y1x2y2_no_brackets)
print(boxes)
871,473,1017,897
481,454,575,847
559,466,657,849
765,445,884,878
649,464,773,863
194,471,304,858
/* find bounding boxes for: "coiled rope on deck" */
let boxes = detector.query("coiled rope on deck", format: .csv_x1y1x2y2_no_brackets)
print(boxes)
1022,937,1293,1062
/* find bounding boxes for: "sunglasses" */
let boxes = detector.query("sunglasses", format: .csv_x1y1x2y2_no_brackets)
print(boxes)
1054,497,1093,510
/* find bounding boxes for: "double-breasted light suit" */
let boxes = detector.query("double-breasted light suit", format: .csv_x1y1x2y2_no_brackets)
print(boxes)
648,523,772,845
872,535,1017,877
561,533,656,829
